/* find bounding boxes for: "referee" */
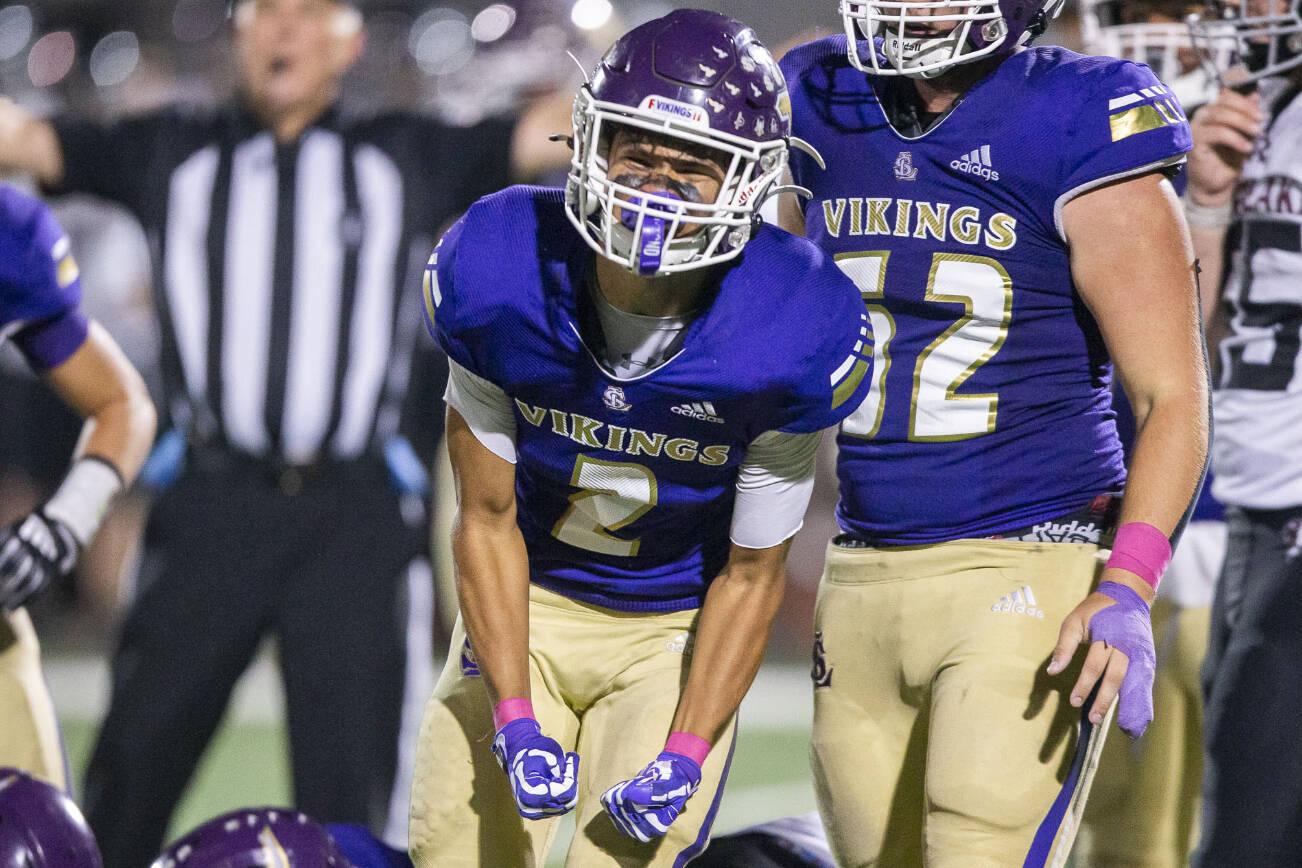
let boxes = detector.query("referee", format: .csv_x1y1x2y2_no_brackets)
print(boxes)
0,0,563,863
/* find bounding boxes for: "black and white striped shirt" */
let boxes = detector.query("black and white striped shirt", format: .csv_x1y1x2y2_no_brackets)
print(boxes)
51,102,511,464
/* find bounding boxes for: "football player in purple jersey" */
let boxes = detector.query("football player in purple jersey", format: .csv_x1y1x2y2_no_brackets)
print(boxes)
779,0,1210,864
407,9,873,868
0,186,155,790
1186,2,1302,863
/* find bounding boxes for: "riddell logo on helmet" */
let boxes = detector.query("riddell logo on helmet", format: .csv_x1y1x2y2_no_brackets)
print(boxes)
641,95,709,127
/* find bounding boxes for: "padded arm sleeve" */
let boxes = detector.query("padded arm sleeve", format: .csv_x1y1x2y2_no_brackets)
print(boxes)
444,359,517,464
730,429,823,549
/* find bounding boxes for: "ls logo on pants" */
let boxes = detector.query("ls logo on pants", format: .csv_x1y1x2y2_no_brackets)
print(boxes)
812,631,833,688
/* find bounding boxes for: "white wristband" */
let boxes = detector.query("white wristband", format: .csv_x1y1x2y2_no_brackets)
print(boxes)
1182,194,1233,229
43,457,124,545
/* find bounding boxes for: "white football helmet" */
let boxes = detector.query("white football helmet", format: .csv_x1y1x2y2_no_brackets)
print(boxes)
1081,0,1221,109
1188,0,1302,85
840,0,1066,78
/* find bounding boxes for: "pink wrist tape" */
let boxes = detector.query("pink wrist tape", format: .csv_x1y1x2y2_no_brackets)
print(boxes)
1106,522,1172,591
665,731,711,766
493,698,535,731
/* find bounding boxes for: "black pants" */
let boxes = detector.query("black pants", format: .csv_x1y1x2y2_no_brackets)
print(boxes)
83,454,420,868
1195,505,1302,867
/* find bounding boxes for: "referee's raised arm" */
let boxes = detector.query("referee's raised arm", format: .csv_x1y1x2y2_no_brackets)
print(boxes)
0,0,569,864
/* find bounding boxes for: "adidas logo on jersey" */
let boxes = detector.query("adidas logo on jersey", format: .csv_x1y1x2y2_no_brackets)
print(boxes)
991,586,1044,619
671,401,725,424
951,145,999,181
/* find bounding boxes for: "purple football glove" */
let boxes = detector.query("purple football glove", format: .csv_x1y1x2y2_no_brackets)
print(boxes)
491,718,579,820
1089,580,1157,738
601,751,702,842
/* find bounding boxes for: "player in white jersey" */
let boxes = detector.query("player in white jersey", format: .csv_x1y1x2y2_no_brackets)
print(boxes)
1185,1,1302,863
1080,0,1224,109
1074,5,1230,865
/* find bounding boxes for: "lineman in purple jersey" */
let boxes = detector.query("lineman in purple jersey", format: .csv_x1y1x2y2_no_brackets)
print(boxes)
779,1,1209,865
0,185,155,789
407,10,871,868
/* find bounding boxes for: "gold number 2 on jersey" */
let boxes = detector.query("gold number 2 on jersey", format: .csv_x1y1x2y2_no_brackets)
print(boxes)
551,455,658,557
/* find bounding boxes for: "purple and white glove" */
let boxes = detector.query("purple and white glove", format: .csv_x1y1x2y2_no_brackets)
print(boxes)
491,718,579,820
0,509,79,612
1089,580,1156,738
602,751,702,842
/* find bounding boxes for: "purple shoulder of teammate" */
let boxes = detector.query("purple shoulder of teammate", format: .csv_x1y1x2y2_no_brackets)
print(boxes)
0,184,89,371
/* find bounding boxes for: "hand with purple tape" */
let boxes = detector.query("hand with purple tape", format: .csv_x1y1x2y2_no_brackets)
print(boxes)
1047,579,1156,739
1087,581,1156,738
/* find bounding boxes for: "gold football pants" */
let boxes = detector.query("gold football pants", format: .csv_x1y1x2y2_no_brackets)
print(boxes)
409,583,736,868
811,538,1110,868
0,608,66,789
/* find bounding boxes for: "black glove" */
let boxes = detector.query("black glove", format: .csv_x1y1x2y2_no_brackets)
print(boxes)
0,509,80,611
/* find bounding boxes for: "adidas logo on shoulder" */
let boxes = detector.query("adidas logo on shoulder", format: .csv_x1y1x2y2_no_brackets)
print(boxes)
671,401,725,424
951,145,999,182
991,585,1044,619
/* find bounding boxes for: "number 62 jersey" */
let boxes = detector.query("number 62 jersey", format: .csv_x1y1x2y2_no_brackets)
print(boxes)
781,38,1192,544
424,186,872,612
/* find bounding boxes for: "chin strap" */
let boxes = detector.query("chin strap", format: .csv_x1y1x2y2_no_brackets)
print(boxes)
789,135,827,170
1026,10,1050,40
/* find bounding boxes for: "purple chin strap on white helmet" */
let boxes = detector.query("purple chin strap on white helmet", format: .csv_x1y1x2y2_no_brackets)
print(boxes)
565,8,817,277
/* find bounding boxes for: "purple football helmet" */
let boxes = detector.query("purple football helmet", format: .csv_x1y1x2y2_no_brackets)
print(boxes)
841,0,1066,77
0,768,102,868
565,8,795,276
1188,0,1302,85
149,808,355,868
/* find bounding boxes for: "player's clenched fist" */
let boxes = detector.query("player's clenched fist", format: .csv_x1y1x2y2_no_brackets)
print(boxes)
490,718,579,819
1187,87,1266,206
602,751,702,842
0,509,79,612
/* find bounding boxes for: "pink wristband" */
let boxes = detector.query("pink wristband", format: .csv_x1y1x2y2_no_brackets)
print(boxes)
493,698,535,731
664,731,711,766
1105,521,1172,591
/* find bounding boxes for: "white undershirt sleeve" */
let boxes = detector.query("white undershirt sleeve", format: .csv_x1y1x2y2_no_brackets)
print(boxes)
444,359,518,464
730,428,825,550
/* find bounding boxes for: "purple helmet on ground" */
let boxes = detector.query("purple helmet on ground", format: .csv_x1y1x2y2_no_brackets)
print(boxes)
149,808,355,868
565,8,794,276
841,0,1066,78
0,768,102,868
